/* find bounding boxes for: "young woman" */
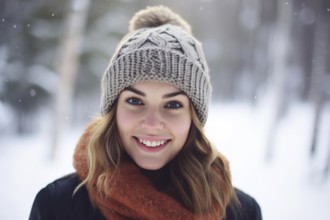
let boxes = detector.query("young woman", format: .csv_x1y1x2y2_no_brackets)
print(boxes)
29,5,262,220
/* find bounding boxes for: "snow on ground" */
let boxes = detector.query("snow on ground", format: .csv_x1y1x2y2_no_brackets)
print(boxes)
206,101,330,220
0,101,329,220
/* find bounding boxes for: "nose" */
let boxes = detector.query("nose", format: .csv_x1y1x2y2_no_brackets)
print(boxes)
140,107,165,130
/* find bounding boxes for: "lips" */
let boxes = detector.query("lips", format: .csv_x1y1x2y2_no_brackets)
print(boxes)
134,137,170,148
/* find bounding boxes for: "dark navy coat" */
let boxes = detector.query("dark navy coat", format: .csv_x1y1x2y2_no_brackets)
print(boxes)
29,173,262,220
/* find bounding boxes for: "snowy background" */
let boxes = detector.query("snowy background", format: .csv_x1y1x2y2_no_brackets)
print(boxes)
1,0,330,219
1,100,330,220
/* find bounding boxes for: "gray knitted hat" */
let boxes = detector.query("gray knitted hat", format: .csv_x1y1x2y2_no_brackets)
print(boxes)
101,5,211,125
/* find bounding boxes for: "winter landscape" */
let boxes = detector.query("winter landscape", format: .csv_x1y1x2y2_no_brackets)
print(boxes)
1,0,330,219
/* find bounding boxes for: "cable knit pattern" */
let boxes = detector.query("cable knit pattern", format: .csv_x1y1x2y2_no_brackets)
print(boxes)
100,6,211,125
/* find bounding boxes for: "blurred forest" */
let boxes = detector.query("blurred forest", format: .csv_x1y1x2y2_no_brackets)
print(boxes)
0,0,329,163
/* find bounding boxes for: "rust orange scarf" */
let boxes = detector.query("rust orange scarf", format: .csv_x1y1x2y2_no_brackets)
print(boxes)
73,121,221,219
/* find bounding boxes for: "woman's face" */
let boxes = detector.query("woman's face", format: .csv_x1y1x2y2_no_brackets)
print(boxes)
116,81,191,170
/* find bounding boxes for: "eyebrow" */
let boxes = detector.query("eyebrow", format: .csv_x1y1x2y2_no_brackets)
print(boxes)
124,86,186,98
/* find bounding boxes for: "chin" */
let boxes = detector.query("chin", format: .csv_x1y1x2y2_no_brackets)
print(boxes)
135,160,167,170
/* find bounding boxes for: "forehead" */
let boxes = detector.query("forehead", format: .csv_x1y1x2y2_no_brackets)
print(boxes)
120,81,190,100
130,81,181,92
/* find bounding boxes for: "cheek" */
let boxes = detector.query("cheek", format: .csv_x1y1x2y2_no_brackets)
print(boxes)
116,108,137,132
168,115,191,136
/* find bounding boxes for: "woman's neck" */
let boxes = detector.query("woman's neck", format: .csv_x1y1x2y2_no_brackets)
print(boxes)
122,153,171,191
140,163,171,191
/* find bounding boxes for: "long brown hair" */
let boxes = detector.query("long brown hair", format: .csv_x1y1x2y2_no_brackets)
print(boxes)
169,103,237,216
77,101,237,217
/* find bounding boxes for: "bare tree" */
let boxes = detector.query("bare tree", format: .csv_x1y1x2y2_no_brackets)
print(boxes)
51,0,90,159
304,0,330,179
250,0,277,104
309,0,329,158
265,1,292,160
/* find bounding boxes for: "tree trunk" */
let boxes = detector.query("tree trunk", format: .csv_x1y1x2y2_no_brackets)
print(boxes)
51,0,90,159
265,1,292,160
309,0,328,158
251,0,276,105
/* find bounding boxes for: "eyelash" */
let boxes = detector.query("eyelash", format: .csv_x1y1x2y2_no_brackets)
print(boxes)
164,101,183,109
126,97,144,105
125,97,183,109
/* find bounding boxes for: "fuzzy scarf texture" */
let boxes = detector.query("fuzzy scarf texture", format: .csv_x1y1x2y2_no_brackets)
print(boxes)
73,120,226,220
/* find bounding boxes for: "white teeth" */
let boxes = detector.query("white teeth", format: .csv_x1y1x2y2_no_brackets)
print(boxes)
138,138,166,147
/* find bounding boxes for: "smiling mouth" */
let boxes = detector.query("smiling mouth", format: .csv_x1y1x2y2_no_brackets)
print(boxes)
134,137,170,148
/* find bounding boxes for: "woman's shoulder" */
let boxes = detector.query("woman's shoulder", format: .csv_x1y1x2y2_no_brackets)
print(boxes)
42,173,81,198
29,173,105,220
226,188,262,220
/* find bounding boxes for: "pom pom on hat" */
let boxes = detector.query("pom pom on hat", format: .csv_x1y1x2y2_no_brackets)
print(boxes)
129,5,192,34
